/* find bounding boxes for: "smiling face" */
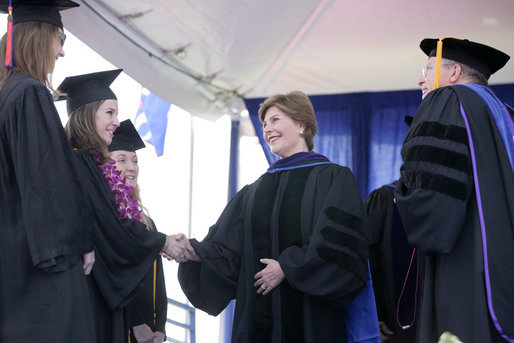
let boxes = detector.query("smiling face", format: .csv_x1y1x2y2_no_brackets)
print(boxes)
111,150,139,187
94,99,120,145
262,105,308,159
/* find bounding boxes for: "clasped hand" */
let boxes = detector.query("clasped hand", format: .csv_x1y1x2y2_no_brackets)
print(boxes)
254,258,285,295
82,251,95,275
131,323,165,343
161,233,199,263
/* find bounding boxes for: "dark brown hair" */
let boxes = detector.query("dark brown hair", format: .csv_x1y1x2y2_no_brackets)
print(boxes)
65,100,110,160
0,21,59,89
258,90,318,151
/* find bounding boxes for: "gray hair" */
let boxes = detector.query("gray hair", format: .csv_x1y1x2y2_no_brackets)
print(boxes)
443,58,489,86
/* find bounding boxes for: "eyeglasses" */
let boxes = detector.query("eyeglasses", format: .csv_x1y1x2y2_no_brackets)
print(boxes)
421,65,432,78
421,63,454,78
59,31,66,47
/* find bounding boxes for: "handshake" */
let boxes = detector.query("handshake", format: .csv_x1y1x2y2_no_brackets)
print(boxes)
162,233,200,263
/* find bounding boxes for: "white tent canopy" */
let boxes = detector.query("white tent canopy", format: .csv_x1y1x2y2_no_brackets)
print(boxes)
63,0,514,120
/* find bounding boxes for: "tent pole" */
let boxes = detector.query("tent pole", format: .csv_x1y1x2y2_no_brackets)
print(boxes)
218,112,240,343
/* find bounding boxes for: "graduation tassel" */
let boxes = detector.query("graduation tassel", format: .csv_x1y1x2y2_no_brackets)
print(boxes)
4,1,13,69
153,259,157,326
433,37,443,90
433,37,463,91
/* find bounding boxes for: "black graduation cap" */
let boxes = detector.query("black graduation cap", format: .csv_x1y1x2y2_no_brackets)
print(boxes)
0,0,79,29
57,69,123,115
420,37,510,79
108,119,146,152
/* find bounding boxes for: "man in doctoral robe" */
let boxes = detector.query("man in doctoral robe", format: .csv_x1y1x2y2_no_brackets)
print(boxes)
394,37,514,343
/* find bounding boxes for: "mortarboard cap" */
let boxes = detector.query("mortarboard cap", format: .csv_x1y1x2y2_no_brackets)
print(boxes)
1,0,79,68
0,0,79,29
108,120,146,152
57,69,123,115
420,37,510,79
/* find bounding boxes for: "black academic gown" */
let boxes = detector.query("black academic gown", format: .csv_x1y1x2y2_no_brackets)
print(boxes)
395,85,514,343
127,219,167,342
0,72,96,342
72,151,166,343
179,161,369,343
365,183,417,343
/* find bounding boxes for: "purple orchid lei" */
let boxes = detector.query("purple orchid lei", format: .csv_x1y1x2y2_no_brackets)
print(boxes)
94,151,142,221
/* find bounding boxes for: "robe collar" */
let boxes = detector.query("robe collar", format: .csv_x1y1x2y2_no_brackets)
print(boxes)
267,152,331,173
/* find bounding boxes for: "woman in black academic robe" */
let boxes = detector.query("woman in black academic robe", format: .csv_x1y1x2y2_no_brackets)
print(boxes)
59,70,193,343
0,3,96,342
108,120,167,343
179,91,376,343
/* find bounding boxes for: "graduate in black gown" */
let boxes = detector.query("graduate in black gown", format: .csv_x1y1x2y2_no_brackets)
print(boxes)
365,116,418,343
365,182,417,343
58,70,194,343
0,1,97,342
179,91,380,343
108,120,167,343
394,37,514,343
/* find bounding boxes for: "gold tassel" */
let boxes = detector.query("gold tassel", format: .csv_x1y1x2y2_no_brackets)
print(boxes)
153,259,157,326
433,38,443,90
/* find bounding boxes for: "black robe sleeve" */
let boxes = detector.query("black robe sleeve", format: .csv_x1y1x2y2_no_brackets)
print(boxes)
127,294,146,329
277,166,369,308
154,253,168,333
394,87,473,255
364,185,394,246
2,74,93,271
178,186,248,316
127,219,167,335
364,186,396,324
74,151,166,310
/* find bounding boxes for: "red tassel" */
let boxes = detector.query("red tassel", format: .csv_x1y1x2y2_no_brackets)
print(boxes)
4,5,13,69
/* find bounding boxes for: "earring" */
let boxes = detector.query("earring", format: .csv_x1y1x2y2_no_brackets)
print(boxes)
299,129,304,135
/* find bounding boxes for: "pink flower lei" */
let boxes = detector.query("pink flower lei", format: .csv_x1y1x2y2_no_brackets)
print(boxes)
94,151,142,221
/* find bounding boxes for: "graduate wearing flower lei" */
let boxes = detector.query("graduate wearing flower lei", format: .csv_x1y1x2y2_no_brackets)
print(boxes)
60,70,194,343
108,119,168,343
95,151,142,221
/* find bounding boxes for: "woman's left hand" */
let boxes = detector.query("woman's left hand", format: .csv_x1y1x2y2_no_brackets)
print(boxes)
254,258,285,295
131,324,154,343
152,331,165,343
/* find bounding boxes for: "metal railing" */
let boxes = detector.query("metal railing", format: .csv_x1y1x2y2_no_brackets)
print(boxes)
166,297,196,343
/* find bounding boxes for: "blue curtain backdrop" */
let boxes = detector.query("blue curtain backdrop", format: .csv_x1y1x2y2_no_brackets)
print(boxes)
244,84,514,199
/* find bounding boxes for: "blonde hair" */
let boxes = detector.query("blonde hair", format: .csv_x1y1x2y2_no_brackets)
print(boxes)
65,100,110,161
108,149,154,229
0,21,59,89
132,185,153,229
258,90,318,151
